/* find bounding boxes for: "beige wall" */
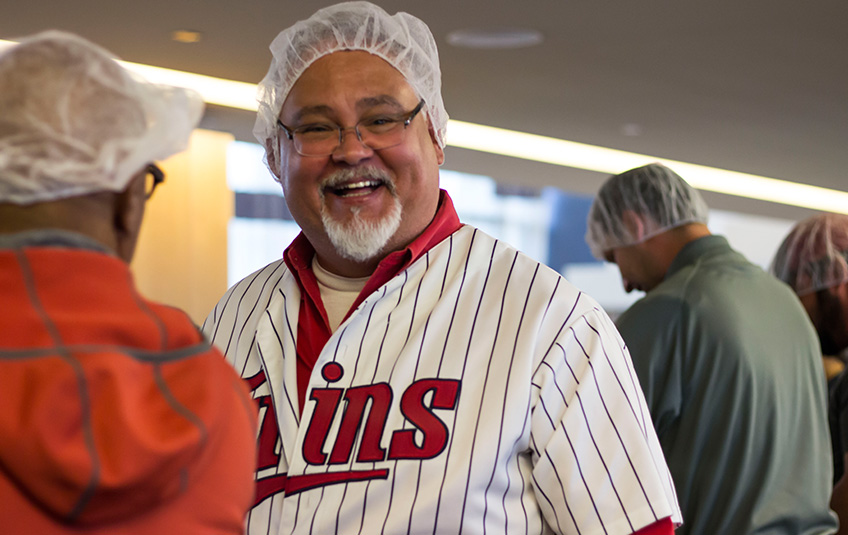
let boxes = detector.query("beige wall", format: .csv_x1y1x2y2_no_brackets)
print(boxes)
131,129,234,325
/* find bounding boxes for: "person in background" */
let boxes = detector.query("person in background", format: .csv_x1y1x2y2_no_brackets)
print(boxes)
203,2,680,534
585,162,837,535
0,31,257,534
771,212,848,533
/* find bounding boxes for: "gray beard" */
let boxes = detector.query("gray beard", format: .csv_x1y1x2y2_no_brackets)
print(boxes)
319,167,402,262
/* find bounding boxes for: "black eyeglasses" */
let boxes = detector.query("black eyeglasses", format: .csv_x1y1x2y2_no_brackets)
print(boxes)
277,100,426,157
144,164,165,199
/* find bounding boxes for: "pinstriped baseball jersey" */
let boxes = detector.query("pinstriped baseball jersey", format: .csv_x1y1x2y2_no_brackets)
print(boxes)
204,224,681,535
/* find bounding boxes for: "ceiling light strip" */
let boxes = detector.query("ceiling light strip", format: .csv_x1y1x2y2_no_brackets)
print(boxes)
120,61,258,111
2,38,844,214
0,39,258,110
447,121,848,214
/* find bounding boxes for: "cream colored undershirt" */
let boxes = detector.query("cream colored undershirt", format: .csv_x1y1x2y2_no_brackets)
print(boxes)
312,256,370,331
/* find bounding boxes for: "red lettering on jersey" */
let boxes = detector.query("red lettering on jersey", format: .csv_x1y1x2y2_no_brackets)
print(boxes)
246,369,267,390
329,383,393,464
300,364,461,479
256,395,280,470
244,369,288,506
303,387,343,465
388,379,460,460
285,468,390,495
256,474,288,505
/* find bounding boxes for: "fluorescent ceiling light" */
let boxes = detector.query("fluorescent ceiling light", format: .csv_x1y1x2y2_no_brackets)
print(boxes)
447,121,848,215
0,38,257,110
120,61,257,111
446,28,543,49
1,38,844,214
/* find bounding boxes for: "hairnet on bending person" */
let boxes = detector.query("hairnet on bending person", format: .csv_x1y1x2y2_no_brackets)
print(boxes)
585,163,710,259
771,213,848,296
0,30,203,205
253,1,448,175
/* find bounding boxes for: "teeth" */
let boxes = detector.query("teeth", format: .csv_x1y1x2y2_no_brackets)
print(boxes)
336,180,380,190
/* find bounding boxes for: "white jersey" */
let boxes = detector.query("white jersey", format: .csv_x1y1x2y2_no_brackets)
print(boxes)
204,225,681,535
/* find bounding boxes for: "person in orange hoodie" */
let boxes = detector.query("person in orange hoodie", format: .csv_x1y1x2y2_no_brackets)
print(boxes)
0,31,257,534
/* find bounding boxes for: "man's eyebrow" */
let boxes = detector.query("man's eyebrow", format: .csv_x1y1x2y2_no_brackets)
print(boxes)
357,95,404,110
290,105,335,124
289,96,406,124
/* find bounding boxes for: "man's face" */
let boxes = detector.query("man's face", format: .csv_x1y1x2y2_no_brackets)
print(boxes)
799,285,848,356
276,50,444,275
606,243,666,294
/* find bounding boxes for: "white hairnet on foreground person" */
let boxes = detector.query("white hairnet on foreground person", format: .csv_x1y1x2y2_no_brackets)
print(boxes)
0,30,202,204
585,163,709,260
253,0,448,173
0,30,257,535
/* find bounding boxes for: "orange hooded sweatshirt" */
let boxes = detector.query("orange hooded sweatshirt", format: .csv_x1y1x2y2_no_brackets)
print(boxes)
0,237,258,534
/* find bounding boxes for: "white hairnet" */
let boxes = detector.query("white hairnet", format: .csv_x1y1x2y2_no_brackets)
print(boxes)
585,163,710,259
253,1,448,173
0,30,204,205
770,213,848,296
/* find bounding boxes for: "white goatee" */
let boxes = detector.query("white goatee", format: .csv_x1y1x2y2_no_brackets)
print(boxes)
319,167,402,262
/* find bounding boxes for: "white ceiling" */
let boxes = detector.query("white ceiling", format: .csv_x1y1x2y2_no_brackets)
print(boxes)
3,0,846,221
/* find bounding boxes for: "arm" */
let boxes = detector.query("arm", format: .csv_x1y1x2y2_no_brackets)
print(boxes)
531,306,680,533
615,296,685,438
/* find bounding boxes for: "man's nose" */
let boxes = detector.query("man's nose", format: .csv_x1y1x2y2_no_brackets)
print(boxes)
332,126,373,164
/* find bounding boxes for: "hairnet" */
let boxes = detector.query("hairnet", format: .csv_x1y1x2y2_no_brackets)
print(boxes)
0,30,204,205
585,163,710,259
770,213,848,296
253,1,448,173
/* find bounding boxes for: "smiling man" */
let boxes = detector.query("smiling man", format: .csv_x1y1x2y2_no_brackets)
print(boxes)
274,49,442,278
204,3,680,534
586,163,837,535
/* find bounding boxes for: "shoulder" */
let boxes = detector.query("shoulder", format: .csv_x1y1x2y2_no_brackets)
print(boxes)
202,259,290,342
229,258,289,298
443,224,600,326
452,225,565,282
617,285,686,333
215,259,288,311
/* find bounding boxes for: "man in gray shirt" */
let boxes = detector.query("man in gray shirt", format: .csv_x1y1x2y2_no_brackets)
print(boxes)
586,163,836,534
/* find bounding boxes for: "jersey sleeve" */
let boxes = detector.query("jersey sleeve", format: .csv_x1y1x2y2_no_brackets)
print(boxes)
530,305,680,534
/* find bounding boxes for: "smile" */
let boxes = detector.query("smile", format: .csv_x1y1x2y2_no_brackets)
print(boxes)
328,179,384,197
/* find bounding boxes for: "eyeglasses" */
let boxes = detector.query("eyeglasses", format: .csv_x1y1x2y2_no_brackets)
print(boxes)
144,164,165,199
277,100,425,157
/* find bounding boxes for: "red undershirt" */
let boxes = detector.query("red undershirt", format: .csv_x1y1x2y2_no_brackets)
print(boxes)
282,189,674,535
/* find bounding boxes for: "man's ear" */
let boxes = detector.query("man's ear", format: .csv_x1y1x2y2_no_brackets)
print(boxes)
622,210,646,243
266,138,282,180
834,280,848,303
113,173,146,263
428,122,445,166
